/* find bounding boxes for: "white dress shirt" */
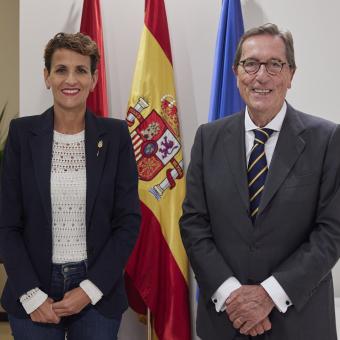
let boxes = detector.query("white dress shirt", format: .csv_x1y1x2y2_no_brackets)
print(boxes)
212,102,293,313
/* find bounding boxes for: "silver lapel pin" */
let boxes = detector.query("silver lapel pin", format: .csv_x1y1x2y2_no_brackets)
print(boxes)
97,140,103,157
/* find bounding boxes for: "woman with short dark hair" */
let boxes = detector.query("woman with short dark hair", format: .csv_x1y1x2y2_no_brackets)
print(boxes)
0,32,141,340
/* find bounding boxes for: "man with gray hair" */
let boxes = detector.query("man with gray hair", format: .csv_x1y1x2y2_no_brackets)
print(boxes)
180,23,340,339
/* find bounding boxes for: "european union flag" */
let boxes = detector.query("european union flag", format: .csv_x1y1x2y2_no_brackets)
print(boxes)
209,0,245,121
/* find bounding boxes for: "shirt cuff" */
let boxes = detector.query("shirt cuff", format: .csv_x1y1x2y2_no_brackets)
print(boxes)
80,279,103,305
211,277,241,312
261,276,293,313
19,288,48,314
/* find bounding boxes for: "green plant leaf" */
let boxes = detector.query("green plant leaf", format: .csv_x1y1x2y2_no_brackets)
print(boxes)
0,102,10,154
0,102,7,124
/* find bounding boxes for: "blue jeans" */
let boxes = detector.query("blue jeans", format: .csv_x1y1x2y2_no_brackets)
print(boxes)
9,261,121,340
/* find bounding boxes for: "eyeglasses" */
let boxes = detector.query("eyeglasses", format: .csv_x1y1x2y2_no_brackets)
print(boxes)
238,59,289,76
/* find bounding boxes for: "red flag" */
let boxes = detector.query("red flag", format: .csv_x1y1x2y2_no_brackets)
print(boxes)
80,0,108,117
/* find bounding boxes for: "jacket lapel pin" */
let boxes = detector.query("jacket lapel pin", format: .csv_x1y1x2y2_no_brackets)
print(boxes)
97,140,103,157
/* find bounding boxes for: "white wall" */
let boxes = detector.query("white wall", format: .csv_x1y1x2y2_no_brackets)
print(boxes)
19,0,340,339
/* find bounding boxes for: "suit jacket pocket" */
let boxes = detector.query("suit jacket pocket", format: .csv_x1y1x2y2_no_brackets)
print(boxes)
282,172,318,189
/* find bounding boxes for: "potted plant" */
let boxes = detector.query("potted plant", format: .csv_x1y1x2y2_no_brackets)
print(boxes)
0,103,18,167
0,103,7,165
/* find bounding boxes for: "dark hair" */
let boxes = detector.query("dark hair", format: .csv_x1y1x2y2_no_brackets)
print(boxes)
44,32,100,74
233,23,296,71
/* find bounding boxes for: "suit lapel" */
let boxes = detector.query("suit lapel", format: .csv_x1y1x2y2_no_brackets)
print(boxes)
85,111,109,231
257,105,306,216
29,108,54,228
223,112,250,212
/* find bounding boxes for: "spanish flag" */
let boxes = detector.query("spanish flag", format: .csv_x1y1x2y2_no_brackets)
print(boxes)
124,0,191,339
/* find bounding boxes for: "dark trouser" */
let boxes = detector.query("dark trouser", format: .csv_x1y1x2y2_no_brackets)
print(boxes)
9,261,121,340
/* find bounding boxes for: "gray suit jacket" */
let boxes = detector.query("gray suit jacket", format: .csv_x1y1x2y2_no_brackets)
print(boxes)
180,104,340,340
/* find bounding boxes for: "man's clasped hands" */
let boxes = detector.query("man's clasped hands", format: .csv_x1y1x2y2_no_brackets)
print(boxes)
225,285,275,337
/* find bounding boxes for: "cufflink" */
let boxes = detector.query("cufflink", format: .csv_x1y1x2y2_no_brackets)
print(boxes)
213,299,217,303
286,301,290,306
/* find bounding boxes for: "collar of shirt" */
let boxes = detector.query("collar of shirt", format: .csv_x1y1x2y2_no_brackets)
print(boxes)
244,102,287,167
244,101,287,132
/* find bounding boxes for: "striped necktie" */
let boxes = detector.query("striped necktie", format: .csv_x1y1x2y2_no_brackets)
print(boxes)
248,128,274,222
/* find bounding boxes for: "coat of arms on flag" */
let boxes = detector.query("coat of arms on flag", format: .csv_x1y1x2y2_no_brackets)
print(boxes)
127,96,184,201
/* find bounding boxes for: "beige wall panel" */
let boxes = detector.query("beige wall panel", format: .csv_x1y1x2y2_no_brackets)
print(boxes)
0,0,19,312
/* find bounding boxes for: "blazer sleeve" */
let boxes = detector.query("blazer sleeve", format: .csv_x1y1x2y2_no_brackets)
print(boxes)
86,122,141,295
180,125,235,301
0,120,41,298
273,124,340,311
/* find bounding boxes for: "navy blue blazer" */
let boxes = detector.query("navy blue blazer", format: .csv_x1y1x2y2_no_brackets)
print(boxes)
0,107,141,318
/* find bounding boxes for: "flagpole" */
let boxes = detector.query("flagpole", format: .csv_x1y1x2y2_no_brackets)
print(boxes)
147,308,152,340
